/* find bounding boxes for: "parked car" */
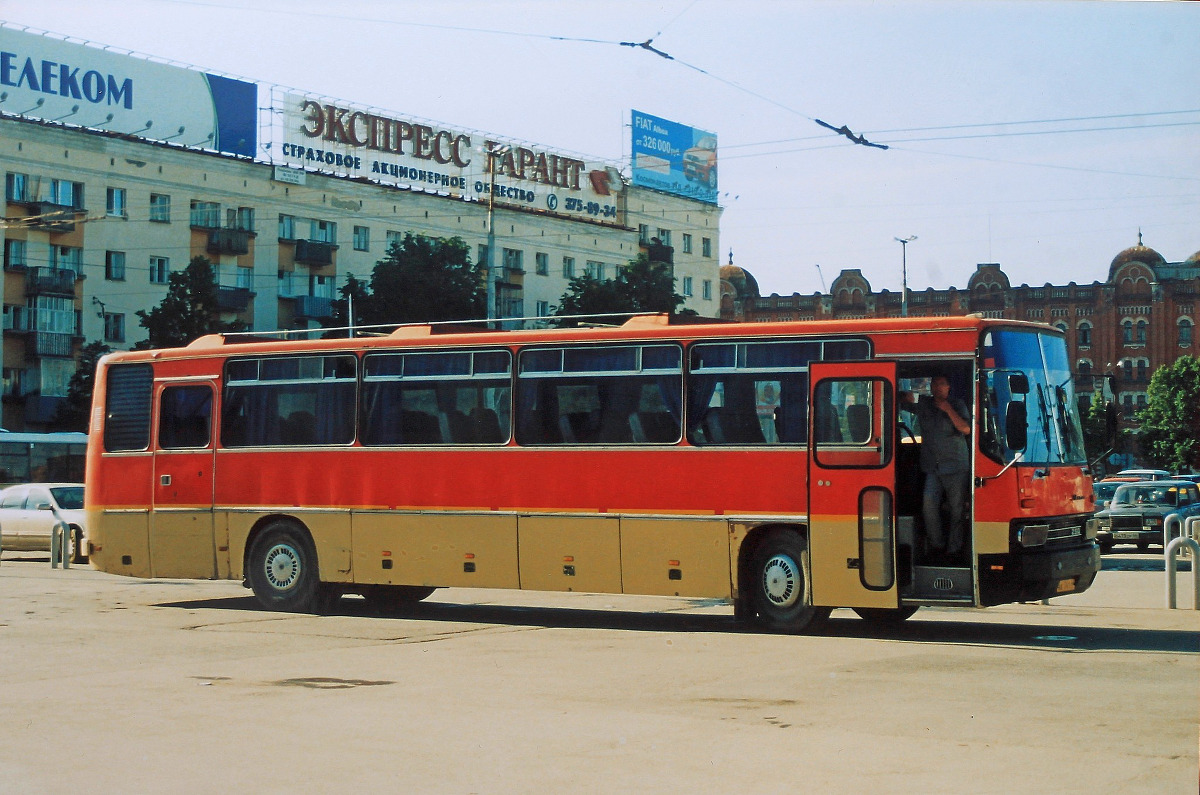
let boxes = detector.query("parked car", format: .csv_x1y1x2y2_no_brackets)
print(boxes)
1091,479,1200,553
1115,468,1171,481
1171,473,1200,484
0,483,87,563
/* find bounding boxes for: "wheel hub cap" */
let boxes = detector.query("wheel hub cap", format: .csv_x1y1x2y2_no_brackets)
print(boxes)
763,554,800,608
264,544,300,591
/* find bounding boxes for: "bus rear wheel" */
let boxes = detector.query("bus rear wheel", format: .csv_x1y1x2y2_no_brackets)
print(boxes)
248,522,324,613
748,531,829,633
853,606,919,624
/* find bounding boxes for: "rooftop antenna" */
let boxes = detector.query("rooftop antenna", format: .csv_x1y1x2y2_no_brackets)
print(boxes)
815,264,827,291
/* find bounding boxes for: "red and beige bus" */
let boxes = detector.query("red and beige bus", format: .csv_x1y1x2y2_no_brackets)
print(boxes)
85,314,1100,631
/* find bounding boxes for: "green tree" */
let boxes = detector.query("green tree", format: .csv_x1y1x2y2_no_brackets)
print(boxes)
50,340,112,432
359,233,484,326
553,253,690,326
1137,355,1200,472
135,255,237,349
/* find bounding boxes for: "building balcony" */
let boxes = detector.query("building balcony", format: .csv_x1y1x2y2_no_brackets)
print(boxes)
641,240,674,265
26,267,80,297
207,228,253,257
27,331,75,358
216,286,254,312
294,239,337,266
293,294,334,320
28,202,82,233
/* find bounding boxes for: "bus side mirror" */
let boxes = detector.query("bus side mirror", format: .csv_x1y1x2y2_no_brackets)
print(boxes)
1008,373,1029,395
1005,402,1028,451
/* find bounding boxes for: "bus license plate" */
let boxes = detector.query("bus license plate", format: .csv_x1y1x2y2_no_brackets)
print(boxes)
1113,531,1140,540
1056,578,1076,594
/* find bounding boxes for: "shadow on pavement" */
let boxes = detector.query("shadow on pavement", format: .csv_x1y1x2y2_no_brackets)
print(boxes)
157,594,1200,655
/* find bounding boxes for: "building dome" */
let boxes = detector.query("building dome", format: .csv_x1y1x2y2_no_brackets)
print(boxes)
720,264,760,300
1109,244,1166,279
1185,250,1200,265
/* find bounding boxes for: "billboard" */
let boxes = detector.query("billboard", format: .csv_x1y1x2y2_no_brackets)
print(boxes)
0,27,256,157
278,93,625,227
631,110,718,204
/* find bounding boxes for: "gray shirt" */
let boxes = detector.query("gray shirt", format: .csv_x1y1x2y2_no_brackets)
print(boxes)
907,395,971,475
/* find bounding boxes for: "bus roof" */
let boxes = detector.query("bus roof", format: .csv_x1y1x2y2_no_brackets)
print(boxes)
101,314,1056,364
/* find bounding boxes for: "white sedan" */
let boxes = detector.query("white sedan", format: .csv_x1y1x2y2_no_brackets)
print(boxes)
0,483,87,563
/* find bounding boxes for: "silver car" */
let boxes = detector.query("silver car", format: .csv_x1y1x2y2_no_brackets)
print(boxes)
0,483,87,563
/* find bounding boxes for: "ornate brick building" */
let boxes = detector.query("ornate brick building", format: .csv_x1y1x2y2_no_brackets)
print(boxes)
720,239,1199,417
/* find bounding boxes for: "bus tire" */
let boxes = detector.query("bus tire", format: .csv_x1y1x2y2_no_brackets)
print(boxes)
247,522,323,613
853,606,919,624
70,526,88,565
748,531,829,633
363,585,437,613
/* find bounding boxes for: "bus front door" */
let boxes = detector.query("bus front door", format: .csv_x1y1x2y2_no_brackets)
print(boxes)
150,381,218,579
807,362,900,610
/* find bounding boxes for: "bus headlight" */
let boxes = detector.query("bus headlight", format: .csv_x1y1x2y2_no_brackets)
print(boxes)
1017,524,1049,547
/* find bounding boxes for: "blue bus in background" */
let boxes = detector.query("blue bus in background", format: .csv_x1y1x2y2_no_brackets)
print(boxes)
0,431,88,486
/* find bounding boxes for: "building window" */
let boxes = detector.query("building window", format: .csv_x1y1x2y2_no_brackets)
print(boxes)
477,244,489,267
586,260,604,280
190,200,220,228
278,270,295,297
105,251,126,281
5,172,31,202
236,266,253,290
1135,319,1147,344
278,214,295,240
50,179,83,208
502,248,524,273
1122,319,1133,344
1122,394,1133,412
656,229,672,247
702,279,712,300
1136,360,1148,381
562,256,575,279
150,256,170,284
535,300,549,317
149,193,171,222
1180,318,1194,346
106,187,127,218
701,237,712,258
1054,322,1068,335
1122,360,1133,381
682,234,693,254
682,276,694,297
1078,360,1092,378
311,219,337,244
638,224,650,244
1078,322,1092,347
103,312,125,343
3,239,26,270
353,226,370,252
311,274,334,298
535,252,549,275
30,296,76,334
50,246,82,274
230,206,254,232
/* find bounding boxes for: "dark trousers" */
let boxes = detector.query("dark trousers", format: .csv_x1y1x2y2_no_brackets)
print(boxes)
922,470,970,553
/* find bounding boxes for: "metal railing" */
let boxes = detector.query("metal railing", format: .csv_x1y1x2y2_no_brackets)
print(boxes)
1164,514,1199,609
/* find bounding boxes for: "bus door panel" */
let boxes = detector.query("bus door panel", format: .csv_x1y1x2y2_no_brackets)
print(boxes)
808,362,899,609
150,381,217,579
518,515,622,593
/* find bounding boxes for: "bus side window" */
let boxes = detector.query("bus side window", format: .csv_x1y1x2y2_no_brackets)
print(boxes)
159,386,213,449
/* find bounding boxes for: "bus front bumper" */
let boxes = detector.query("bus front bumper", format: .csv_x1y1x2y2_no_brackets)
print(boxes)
979,542,1101,605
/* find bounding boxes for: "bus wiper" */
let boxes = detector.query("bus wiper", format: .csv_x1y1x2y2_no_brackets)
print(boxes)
1035,384,1053,473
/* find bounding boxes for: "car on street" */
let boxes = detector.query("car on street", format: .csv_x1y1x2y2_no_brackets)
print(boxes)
1091,479,1200,553
1115,468,1171,481
0,483,87,563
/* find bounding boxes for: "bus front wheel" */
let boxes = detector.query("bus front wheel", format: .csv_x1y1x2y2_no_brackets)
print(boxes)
748,532,829,633
248,522,324,613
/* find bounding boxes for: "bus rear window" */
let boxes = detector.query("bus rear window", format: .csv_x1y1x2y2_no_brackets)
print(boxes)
104,363,153,452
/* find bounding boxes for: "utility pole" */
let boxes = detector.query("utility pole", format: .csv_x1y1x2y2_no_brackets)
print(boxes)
894,236,917,317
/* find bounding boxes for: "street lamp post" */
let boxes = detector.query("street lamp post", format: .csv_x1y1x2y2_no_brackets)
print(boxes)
484,142,511,327
894,235,917,317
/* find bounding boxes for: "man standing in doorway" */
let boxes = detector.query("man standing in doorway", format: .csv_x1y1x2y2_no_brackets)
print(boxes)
901,375,972,563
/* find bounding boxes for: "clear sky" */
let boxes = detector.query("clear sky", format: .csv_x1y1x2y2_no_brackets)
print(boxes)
4,0,1196,296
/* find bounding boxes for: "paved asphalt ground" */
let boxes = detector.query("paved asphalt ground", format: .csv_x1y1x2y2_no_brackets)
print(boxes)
0,549,1196,794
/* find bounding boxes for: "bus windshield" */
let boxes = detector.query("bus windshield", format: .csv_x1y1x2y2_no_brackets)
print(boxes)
981,329,1086,465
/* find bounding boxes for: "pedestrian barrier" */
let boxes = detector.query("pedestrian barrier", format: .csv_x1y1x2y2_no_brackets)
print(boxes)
49,505,70,570
1164,536,1199,610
